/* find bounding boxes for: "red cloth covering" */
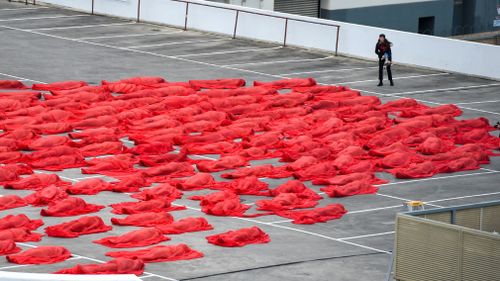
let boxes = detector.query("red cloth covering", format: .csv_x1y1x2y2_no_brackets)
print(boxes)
55,258,144,275
110,199,186,214
79,141,127,157
155,217,213,235
40,197,105,217
214,176,270,196
103,76,165,86
0,80,27,89
0,164,33,184
256,193,318,212
111,212,174,227
0,214,43,231
196,156,248,172
0,195,28,211
130,183,183,201
192,190,255,217
173,173,217,191
270,180,323,200
254,78,316,89
67,178,111,195
312,172,387,186
106,244,203,263
4,174,69,190
93,227,169,248
24,185,68,206
0,228,43,242
45,216,112,238
221,165,292,179
320,180,378,197
32,81,88,91
110,172,150,193
189,78,245,89
28,135,71,150
7,246,71,264
206,226,270,247
144,162,196,181
81,155,136,176
276,204,347,224
392,161,438,179
0,239,21,255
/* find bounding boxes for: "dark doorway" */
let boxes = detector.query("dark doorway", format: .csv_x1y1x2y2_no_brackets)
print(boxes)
419,16,435,35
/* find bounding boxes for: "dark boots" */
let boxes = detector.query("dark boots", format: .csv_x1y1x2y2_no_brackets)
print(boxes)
378,80,394,87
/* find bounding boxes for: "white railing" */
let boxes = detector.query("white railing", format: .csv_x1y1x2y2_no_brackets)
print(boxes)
7,0,500,80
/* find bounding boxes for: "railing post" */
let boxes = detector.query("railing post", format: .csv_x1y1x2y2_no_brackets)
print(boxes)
137,0,141,22
25,0,28,5
232,10,239,39
184,2,189,31
335,26,340,56
283,18,289,47
91,0,94,15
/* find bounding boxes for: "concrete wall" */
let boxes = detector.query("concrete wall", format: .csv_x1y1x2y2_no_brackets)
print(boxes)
321,0,439,10
38,0,500,80
321,0,455,36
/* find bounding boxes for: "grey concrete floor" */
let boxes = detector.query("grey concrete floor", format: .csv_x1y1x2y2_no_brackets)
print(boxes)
0,1,499,280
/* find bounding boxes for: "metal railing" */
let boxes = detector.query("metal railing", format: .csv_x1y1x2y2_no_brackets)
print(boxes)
12,0,340,55
154,0,341,53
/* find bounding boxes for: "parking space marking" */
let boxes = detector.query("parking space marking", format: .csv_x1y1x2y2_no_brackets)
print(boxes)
76,30,183,40
221,56,335,67
29,22,135,31
175,46,282,58
340,73,449,84
338,231,395,241
128,38,230,49
0,15,90,22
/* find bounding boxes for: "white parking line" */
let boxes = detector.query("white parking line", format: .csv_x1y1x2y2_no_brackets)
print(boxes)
29,22,135,31
386,83,500,96
338,231,395,241
279,66,378,76
340,73,449,84
428,191,500,204
222,56,334,67
0,14,90,22
455,99,500,105
377,171,499,188
128,38,229,49
77,30,183,40
376,193,443,208
0,7,49,11
0,71,44,83
175,46,282,58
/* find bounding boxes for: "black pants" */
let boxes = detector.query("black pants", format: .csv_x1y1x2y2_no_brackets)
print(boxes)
378,59,393,82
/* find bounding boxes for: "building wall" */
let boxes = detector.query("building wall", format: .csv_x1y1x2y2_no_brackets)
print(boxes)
321,0,455,36
321,0,440,10
453,0,500,35
210,0,274,10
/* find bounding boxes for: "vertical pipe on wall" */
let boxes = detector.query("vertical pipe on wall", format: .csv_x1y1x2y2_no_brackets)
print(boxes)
232,10,239,39
283,18,289,47
335,26,340,56
184,2,189,31
137,0,141,22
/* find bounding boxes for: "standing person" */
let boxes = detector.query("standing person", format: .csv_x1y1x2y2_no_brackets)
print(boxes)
375,34,394,86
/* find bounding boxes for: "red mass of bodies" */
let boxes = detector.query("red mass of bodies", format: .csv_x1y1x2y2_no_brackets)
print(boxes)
0,76,498,270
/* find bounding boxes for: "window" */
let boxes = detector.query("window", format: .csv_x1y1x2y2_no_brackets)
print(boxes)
419,16,435,35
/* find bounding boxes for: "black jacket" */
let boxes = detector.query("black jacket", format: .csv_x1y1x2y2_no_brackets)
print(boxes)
375,41,392,61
